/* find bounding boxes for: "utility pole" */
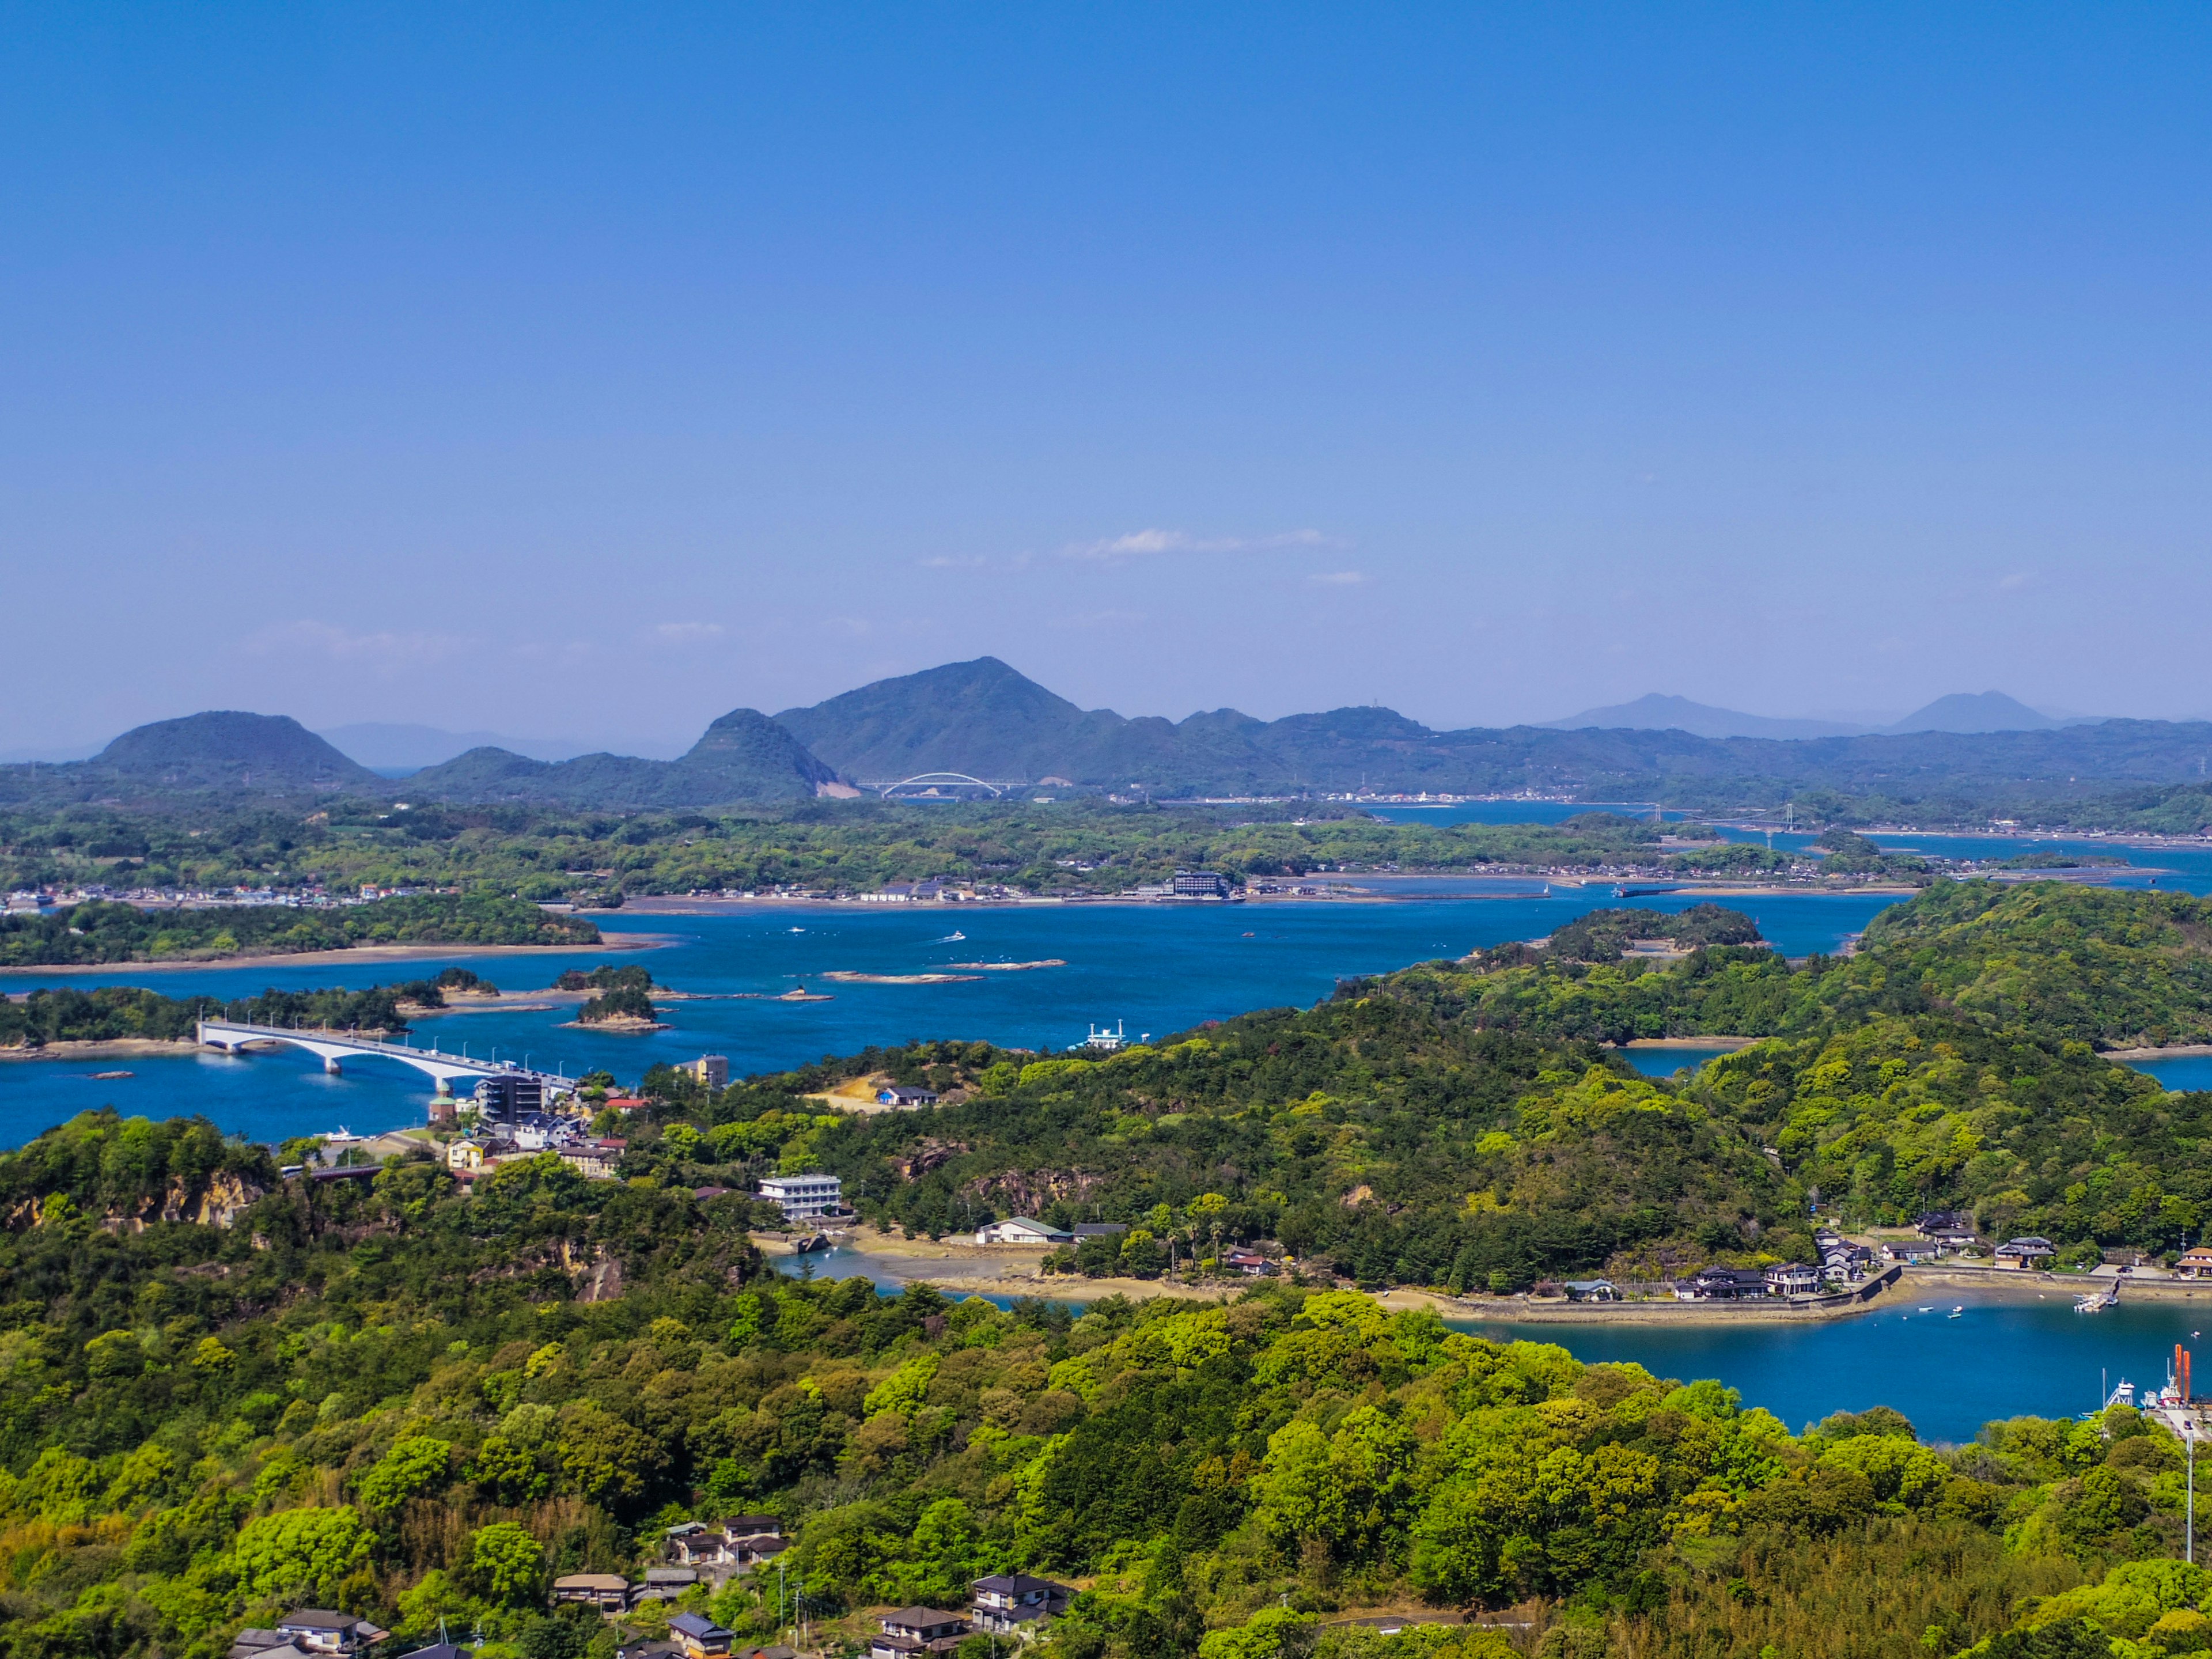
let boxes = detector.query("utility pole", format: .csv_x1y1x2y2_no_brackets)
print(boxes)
2190,1420,2197,1566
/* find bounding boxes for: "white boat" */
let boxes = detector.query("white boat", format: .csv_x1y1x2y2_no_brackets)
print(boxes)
323,1126,362,1143
1949,1306,1964,1319
2075,1282,2120,1312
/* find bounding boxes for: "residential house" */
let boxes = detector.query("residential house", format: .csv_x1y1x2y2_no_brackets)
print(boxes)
1222,1250,1273,1277
877,1085,940,1107
669,1612,737,1658
1915,1210,1979,1244
229,1612,391,1658
757,1173,843,1220
1764,1262,1822,1297
666,1521,728,1566
1562,1279,1619,1302
604,1096,647,1113
1072,1222,1127,1240
634,1567,698,1602
723,1516,790,1565
1996,1236,2059,1270
2178,1247,2212,1279
871,1608,973,1659
970,1573,1074,1633
553,1573,632,1611
508,1112,580,1152
446,1140,484,1172
1820,1244,1876,1284
560,1138,626,1179
975,1217,1074,1247
1677,1267,1771,1301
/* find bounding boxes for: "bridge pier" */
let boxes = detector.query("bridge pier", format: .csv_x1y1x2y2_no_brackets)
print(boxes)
324,1056,343,1075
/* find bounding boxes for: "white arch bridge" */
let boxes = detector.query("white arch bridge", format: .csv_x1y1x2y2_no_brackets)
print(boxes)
195,1019,575,1100
865,772,1026,799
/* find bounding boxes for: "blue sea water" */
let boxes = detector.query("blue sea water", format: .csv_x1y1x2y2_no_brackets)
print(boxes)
1454,1292,2207,1444
12,867,2212,1440
0,889,1904,1149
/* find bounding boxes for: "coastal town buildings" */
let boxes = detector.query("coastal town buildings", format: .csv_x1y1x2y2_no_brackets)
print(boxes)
757,1173,843,1220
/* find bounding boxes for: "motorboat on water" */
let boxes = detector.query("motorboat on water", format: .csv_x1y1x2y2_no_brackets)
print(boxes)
2076,1281,2120,1312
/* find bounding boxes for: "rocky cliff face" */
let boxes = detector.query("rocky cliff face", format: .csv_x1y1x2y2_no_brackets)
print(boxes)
7,1168,267,1233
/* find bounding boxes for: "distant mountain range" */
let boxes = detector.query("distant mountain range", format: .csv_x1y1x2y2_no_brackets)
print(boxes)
315,723,619,771
4,662,2208,812
1541,689,2086,740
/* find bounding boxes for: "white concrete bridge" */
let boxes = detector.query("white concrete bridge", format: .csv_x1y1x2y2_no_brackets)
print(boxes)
195,1018,574,1099
865,772,1024,799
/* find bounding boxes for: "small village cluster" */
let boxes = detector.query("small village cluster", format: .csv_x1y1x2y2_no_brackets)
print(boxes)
221,1522,1074,1659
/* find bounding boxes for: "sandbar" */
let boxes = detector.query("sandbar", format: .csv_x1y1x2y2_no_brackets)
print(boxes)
819,971,984,985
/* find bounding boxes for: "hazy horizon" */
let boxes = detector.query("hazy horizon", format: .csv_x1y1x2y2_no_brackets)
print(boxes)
7,9,2211,751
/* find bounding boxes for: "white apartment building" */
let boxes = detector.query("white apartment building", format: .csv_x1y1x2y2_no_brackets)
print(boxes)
758,1173,843,1220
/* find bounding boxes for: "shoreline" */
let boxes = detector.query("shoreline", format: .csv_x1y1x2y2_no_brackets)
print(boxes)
611,878,1927,915
0,935,664,978
1615,1036,1762,1051
0,1037,206,1062
768,1229,1923,1323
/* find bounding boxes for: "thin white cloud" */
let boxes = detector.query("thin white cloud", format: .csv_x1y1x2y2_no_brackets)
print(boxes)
654,622,726,643
919,554,991,570
1064,528,1330,562
1308,570,1368,586
248,620,472,668
1997,571,2036,593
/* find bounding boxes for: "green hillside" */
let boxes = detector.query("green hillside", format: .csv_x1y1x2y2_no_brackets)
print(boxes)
0,1106,2191,1659
0,892,599,967
1429,881,2212,1051
0,712,384,805
403,709,839,807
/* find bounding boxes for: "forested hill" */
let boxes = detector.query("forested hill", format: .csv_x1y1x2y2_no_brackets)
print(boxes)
0,1106,2199,1659
771,656,2212,811
761,882,2212,1288
0,892,598,967
1430,881,2212,1051
22,660,2212,821
401,709,840,807
0,713,384,805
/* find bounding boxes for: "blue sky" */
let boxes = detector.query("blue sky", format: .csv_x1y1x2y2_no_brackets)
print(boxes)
6,5,2211,753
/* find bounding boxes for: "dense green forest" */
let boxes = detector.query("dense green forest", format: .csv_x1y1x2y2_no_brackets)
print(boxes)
620,884,2212,1283
0,895,598,967
0,801,1747,903
0,1106,2199,1659
1439,882,2212,1051
0,969,500,1050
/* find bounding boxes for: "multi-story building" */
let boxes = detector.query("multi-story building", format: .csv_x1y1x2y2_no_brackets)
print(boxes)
757,1173,843,1220
1171,869,1232,898
681,1055,730,1089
